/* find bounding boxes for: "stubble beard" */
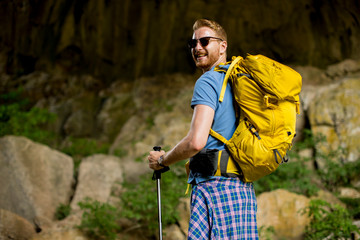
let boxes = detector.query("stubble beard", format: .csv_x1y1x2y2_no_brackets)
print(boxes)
194,50,221,72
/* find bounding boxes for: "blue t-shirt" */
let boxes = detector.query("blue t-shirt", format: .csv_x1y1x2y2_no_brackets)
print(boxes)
191,64,237,150
188,64,237,184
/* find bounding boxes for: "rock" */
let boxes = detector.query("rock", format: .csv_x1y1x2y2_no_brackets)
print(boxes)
296,76,331,142
296,148,315,171
300,84,331,113
295,65,331,86
62,92,102,138
311,189,346,208
163,224,186,240
177,197,190,236
338,187,360,199
0,209,36,240
325,59,360,80
295,59,360,143
70,154,123,210
153,111,191,148
96,91,136,142
307,77,360,165
30,212,89,240
293,102,307,143
0,136,74,228
31,229,88,240
257,189,310,240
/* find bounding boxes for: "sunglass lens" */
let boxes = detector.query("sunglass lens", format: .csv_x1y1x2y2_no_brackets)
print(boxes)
188,37,212,48
188,39,197,48
199,37,210,47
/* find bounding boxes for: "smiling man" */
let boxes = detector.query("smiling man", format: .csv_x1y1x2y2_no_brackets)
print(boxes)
148,19,258,239
191,24,227,72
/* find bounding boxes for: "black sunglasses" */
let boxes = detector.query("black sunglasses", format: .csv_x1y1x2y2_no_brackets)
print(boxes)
188,36,223,49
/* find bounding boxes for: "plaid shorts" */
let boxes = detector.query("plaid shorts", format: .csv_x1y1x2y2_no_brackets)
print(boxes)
188,177,258,240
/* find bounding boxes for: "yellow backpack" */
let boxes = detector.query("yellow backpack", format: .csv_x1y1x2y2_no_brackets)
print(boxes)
210,54,302,182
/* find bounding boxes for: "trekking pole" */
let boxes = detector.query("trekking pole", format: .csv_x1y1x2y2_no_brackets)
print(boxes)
152,146,170,240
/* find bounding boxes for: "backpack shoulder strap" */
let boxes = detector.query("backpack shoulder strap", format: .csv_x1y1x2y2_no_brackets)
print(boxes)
210,56,245,145
219,56,243,102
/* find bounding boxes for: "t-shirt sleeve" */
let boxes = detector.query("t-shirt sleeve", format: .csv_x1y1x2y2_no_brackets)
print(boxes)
191,75,218,110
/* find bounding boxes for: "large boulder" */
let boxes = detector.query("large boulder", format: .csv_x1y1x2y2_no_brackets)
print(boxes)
0,136,74,228
0,209,37,240
307,77,360,165
257,189,310,240
33,154,123,239
70,154,123,210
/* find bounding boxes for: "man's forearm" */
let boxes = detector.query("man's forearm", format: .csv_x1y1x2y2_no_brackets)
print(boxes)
161,134,201,166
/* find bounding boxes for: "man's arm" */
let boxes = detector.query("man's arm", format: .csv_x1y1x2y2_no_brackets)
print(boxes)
148,104,214,170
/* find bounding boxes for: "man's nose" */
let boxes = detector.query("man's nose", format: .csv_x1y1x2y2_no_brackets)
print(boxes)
194,40,203,50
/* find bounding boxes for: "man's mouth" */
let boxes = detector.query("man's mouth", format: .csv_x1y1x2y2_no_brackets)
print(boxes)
195,52,207,61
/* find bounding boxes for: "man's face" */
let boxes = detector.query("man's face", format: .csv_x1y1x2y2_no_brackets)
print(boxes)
191,27,227,72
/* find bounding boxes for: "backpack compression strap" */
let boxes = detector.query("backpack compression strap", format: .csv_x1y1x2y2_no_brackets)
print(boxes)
219,56,243,102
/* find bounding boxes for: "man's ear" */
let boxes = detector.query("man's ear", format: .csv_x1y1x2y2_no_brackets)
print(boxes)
220,41,227,55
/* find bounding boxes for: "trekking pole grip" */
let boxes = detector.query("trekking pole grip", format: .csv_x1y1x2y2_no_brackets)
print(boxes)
152,146,170,180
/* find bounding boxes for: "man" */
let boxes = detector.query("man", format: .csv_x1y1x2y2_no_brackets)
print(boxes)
148,19,258,239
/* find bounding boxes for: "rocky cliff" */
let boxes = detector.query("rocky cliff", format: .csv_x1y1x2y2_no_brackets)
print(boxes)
1,0,359,81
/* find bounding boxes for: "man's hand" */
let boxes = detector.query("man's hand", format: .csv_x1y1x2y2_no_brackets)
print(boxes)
148,150,166,170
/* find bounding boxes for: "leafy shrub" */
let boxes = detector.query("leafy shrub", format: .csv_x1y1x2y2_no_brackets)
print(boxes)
60,137,110,158
302,199,360,239
77,198,121,240
300,128,360,191
340,197,360,220
258,225,275,240
120,163,187,236
0,89,56,144
253,156,319,197
55,203,71,220
317,154,360,191
293,128,317,150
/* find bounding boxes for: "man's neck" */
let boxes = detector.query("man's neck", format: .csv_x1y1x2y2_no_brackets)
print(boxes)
202,55,227,73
